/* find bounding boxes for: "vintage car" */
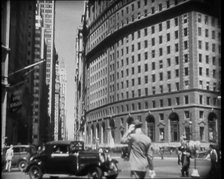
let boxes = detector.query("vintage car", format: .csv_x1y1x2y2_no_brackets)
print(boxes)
25,140,119,179
2,144,37,172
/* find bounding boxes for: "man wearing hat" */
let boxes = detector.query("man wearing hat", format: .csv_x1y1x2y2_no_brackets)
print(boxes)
121,116,156,179
178,137,191,177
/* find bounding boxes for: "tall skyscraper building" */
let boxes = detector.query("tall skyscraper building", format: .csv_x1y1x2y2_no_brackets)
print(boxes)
74,3,88,141
59,59,67,140
32,2,49,145
77,0,221,149
39,0,57,140
53,58,67,141
54,59,60,141
3,1,36,145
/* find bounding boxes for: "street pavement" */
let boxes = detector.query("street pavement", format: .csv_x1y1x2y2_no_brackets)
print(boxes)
116,157,211,178
1,157,212,179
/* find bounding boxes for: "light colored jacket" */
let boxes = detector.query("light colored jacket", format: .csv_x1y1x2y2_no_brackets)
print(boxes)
6,148,14,161
121,131,153,171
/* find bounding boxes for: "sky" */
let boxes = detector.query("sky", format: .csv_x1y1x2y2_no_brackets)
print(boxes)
55,1,84,140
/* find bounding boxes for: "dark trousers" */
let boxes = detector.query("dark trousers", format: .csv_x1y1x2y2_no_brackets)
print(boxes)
181,162,190,177
209,161,217,179
131,171,146,179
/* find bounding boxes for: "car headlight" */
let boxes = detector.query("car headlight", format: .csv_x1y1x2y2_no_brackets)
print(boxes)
29,156,34,161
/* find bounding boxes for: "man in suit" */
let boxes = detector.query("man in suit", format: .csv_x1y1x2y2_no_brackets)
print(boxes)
121,116,156,179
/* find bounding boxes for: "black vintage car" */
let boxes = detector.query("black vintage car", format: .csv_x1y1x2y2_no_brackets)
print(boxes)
25,140,119,179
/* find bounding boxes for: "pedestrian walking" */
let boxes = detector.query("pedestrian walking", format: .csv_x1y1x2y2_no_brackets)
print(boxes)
160,147,164,160
178,138,191,177
5,144,14,172
121,116,156,179
205,144,218,179
99,148,106,162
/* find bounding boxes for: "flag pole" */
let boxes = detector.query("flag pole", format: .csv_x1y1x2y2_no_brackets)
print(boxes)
8,59,45,77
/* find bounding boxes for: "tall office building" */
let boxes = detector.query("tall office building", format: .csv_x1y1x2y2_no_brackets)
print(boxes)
54,59,60,141
53,58,67,141
3,1,36,145
77,0,221,148
74,3,88,141
32,2,49,145
59,59,67,140
39,0,56,141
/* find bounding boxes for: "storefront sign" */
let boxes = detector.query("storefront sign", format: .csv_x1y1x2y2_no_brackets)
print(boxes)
9,88,23,112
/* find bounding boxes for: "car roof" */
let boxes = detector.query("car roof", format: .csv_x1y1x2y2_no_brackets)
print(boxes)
14,145,35,147
4,145,35,148
46,140,84,145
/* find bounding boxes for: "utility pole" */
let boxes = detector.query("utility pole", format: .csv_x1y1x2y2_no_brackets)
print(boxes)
1,0,11,149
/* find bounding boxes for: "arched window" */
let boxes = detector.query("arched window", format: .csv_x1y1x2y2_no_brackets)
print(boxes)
96,123,100,143
208,112,217,143
109,117,115,139
86,127,90,144
169,112,180,142
146,113,155,142
185,126,191,140
91,125,94,145
102,122,106,144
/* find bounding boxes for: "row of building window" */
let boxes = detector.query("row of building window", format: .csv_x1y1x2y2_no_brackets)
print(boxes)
113,81,217,99
89,94,218,120
114,41,220,58
89,80,219,109
90,53,219,79
198,27,220,39
89,54,220,90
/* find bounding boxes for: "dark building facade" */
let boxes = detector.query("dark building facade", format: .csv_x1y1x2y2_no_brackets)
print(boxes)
78,0,221,149
5,1,36,145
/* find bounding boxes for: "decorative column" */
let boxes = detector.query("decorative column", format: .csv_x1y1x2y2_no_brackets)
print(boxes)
108,116,115,148
167,118,171,143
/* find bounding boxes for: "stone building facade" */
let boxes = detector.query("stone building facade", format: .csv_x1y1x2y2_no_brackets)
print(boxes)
78,0,221,148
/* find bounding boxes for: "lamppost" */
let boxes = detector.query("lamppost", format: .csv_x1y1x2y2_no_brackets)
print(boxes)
189,120,200,178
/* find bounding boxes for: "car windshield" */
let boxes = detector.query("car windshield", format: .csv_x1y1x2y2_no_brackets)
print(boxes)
52,145,69,154
70,141,84,152
20,147,29,152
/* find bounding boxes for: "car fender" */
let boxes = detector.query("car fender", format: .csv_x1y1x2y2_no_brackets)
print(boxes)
17,157,27,164
77,163,101,175
25,160,43,173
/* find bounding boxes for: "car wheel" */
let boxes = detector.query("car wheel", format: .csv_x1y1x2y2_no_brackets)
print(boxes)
106,162,119,179
88,167,103,179
18,160,28,172
28,165,43,179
